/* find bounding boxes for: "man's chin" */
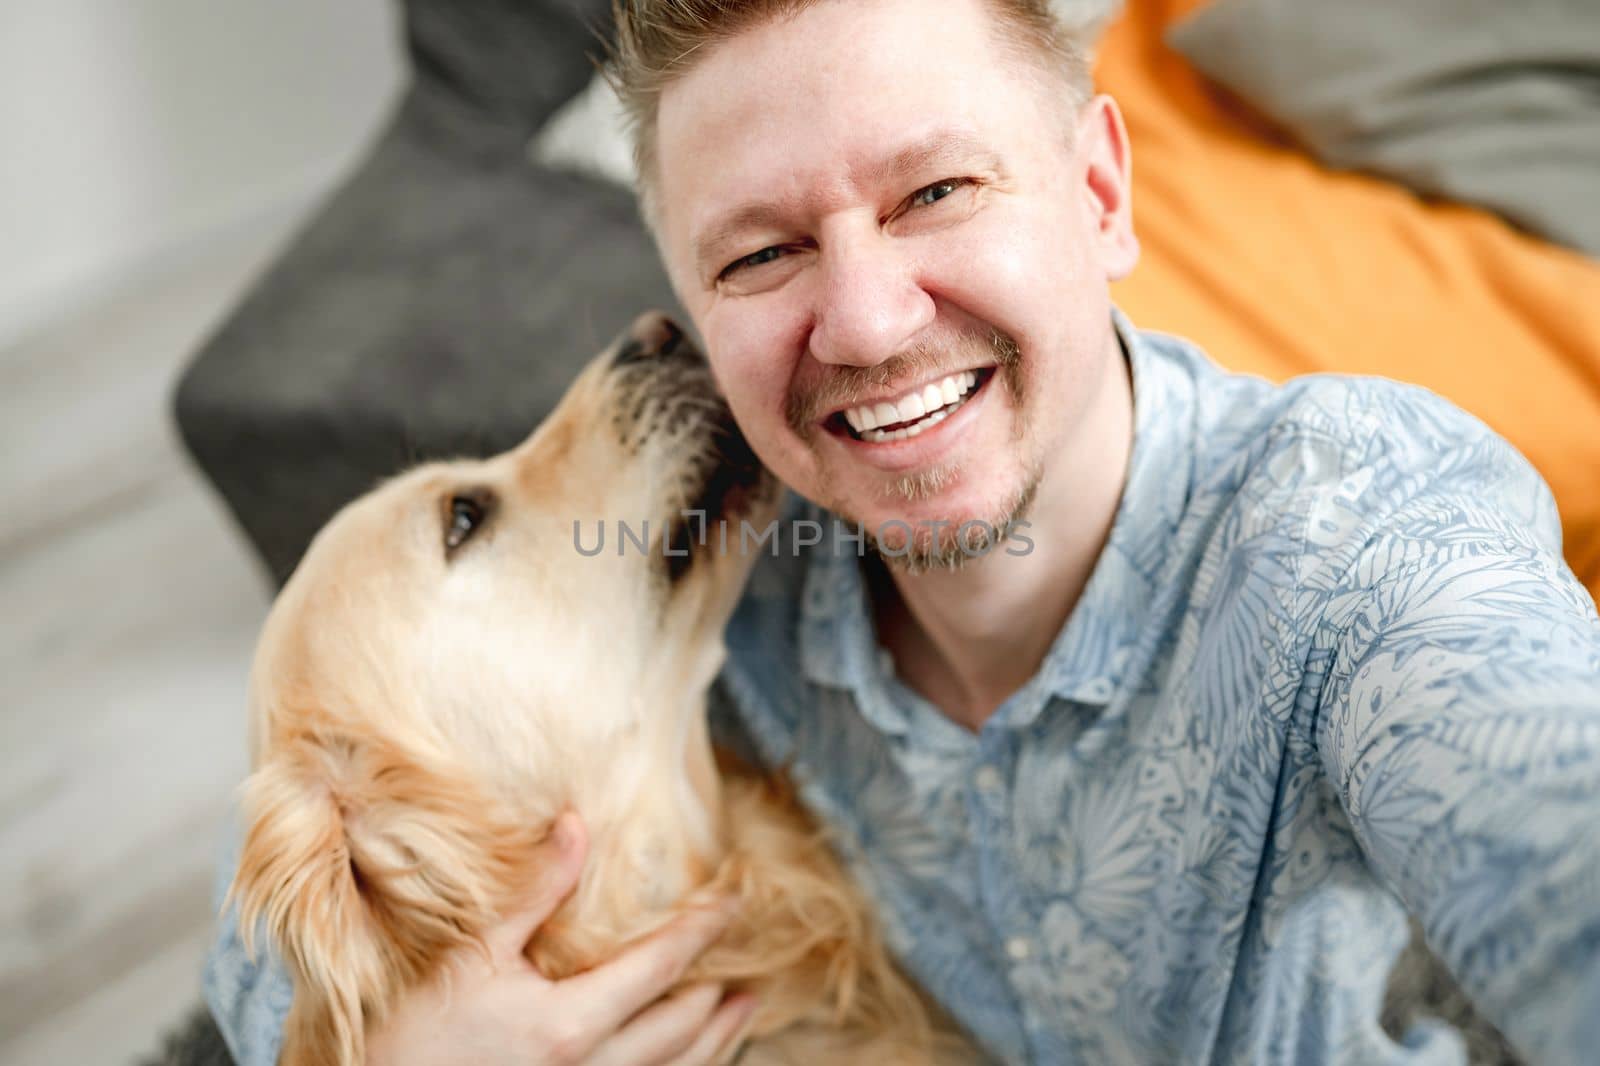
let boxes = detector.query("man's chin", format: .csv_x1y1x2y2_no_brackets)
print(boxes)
826,467,1041,575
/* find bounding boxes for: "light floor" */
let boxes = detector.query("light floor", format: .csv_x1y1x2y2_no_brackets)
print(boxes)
0,209,313,1065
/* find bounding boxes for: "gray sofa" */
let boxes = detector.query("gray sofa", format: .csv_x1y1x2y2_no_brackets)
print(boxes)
174,0,676,588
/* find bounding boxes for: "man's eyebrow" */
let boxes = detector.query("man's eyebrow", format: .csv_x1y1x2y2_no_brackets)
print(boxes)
863,129,1003,189
694,203,795,277
692,130,1003,276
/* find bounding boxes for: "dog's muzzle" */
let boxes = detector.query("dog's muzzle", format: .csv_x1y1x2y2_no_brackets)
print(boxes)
610,312,772,581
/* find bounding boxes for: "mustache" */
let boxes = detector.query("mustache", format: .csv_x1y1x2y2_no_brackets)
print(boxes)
785,329,1021,435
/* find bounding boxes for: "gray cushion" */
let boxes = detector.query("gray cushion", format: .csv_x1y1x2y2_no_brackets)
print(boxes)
404,0,614,154
175,0,678,586
1168,0,1600,257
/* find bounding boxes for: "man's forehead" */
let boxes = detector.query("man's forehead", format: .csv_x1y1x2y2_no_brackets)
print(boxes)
652,0,1030,255
655,0,1012,139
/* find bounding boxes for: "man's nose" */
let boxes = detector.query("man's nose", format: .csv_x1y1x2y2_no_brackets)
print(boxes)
808,234,935,368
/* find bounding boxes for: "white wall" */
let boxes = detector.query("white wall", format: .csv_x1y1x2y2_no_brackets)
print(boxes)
0,0,405,347
0,9,406,1059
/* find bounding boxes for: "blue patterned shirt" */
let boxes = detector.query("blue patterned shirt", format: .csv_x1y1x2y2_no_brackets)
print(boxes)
205,310,1600,1064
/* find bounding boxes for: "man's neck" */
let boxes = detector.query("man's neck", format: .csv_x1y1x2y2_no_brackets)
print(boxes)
871,333,1134,733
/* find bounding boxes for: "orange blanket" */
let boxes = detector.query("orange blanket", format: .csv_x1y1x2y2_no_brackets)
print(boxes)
1102,0,1600,601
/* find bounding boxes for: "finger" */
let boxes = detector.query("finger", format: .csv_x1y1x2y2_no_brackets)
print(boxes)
556,898,737,1035
484,812,587,963
665,992,759,1066
587,982,724,1066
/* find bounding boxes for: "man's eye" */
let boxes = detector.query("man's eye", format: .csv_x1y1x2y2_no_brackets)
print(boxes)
721,245,785,279
910,178,967,208
443,489,496,554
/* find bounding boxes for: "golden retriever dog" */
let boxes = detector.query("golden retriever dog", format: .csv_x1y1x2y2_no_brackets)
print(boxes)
228,312,968,1065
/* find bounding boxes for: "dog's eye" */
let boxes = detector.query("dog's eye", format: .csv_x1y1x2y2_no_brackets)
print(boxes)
442,489,495,555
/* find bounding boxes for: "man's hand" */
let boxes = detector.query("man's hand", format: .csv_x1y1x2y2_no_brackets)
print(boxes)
365,813,758,1065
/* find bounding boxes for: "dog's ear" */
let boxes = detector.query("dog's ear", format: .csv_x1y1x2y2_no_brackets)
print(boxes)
229,721,542,1066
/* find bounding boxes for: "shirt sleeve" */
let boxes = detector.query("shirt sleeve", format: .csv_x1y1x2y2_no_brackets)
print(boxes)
1315,459,1600,1062
202,814,293,1066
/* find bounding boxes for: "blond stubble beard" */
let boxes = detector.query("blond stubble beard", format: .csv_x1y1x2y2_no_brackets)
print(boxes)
855,376,1042,575
883,337,1038,573
887,461,959,504
862,460,1041,575
798,329,1039,573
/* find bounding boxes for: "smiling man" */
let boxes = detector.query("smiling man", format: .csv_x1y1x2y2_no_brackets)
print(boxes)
643,0,1139,732
204,0,1600,1063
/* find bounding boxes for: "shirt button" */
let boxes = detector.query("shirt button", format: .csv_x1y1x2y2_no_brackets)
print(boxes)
1006,936,1033,961
974,765,1003,795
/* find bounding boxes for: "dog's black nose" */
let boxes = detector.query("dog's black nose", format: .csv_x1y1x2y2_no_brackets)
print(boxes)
612,311,703,367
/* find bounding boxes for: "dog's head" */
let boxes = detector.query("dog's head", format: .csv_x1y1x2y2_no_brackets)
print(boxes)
230,313,778,1065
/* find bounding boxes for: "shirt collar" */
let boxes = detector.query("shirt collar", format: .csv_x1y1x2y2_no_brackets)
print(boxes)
797,307,1198,731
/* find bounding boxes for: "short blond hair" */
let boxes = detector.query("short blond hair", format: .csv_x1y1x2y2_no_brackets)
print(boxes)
607,0,1096,221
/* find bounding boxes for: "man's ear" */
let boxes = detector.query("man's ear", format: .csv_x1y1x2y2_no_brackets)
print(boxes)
1076,94,1140,282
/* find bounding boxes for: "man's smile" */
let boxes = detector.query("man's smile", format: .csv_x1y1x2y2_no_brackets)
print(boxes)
830,366,996,442
815,364,1001,473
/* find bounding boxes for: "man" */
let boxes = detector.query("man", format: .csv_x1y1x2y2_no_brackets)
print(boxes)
206,0,1600,1062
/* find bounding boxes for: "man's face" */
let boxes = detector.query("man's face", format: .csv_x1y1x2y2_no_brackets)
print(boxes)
654,0,1137,559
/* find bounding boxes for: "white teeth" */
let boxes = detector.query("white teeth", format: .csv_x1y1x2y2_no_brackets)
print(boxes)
850,404,877,431
910,407,951,435
895,392,927,423
859,405,954,443
844,368,986,442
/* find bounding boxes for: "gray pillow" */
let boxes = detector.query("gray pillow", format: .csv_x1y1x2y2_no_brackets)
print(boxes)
175,0,680,587
1167,0,1600,257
